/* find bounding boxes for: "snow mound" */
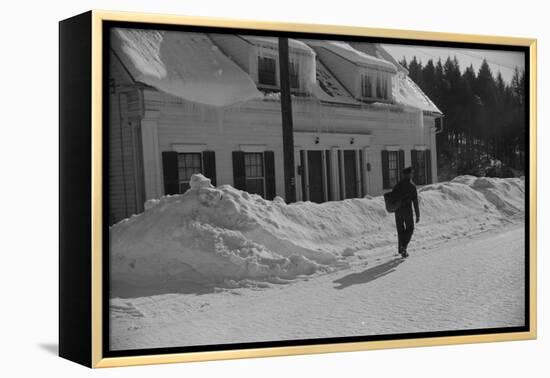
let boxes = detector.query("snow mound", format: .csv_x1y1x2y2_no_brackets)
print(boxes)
452,175,524,216
111,174,524,293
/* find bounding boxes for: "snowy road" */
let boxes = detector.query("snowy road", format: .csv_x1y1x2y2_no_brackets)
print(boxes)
110,225,525,350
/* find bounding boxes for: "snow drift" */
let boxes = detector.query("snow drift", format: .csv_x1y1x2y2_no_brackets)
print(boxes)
110,174,524,294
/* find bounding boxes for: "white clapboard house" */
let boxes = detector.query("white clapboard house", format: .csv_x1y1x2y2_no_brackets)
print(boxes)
108,29,443,224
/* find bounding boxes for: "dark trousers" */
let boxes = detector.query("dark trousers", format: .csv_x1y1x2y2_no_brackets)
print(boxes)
395,207,414,251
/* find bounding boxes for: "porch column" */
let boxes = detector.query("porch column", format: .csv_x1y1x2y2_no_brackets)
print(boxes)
338,149,346,199
362,147,371,196
321,150,329,202
330,147,340,200
355,150,362,197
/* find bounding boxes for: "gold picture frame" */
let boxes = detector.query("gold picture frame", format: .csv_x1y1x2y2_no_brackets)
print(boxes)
59,9,537,368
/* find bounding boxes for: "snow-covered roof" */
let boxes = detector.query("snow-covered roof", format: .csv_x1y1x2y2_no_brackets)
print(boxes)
308,41,441,113
238,35,315,55
111,28,262,107
312,60,360,105
303,40,397,73
349,42,409,74
393,73,442,114
348,43,440,113
111,29,441,114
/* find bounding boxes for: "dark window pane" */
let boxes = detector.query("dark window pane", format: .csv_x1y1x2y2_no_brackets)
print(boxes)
375,76,389,100
179,182,190,193
246,178,265,197
362,75,372,97
258,57,276,86
243,152,265,197
177,152,202,192
244,152,264,178
416,151,426,185
388,151,398,187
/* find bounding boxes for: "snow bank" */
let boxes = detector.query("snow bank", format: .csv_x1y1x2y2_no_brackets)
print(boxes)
110,175,524,293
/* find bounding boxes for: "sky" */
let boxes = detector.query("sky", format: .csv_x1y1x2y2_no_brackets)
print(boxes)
381,44,525,84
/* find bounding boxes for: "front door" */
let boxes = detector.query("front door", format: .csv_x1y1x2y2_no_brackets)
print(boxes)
343,150,357,199
307,150,325,203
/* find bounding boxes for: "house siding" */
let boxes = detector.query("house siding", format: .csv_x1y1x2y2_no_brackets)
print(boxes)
145,91,286,199
292,103,436,195
142,89,437,201
108,57,144,224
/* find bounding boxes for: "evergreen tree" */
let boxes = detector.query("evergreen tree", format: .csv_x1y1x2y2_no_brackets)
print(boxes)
407,55,526,178
407,56,424,88
399,57,408,70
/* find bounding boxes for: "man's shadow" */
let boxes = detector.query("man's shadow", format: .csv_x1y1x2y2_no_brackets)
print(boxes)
333,258,404,290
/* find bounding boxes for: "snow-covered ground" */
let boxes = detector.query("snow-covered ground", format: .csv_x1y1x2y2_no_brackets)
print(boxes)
109,174,525,350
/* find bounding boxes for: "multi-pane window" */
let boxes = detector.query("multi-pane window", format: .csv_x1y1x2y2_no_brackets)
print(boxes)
388,151,399,188
412,150,431,185
258,56,277,86
361,74,373,98
244,152,265,197
289,61,299,89
177,153,202,193
376,76,388,100
416,151,427,185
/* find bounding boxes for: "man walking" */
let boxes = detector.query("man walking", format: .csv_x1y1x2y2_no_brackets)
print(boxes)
392,167,420,257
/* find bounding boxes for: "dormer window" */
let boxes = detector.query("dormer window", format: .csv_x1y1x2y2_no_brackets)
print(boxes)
376,76,389,100
361,74,373,98
258,56,277,86
257,56,300,90
360,70,392,102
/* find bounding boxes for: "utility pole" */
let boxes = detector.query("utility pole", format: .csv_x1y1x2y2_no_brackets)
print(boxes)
278,37,296,203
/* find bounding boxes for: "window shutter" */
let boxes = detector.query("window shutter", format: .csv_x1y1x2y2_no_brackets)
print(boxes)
232,151,246,190
411,150,419,183
202,151,217,187
264,151,276,200
381,150,389,189
162,151,179,195
426,149,433,184
398,150,405,181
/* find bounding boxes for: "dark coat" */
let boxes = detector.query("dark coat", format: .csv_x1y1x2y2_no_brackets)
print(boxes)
392,179,420,217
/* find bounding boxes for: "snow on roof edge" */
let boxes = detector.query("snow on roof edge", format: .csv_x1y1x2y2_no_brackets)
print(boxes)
111,28,263,107
303,39,397,73
239,35,315,55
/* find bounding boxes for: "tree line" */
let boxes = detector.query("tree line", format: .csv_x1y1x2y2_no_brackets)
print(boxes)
400,56,526,179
